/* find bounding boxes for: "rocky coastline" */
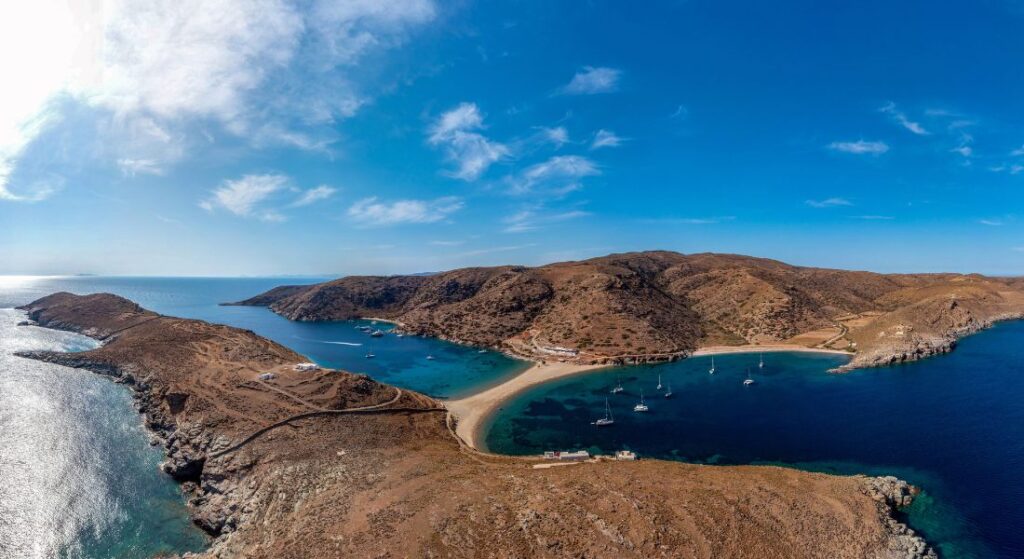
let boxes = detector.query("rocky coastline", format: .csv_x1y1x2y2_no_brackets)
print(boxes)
14,292,938,558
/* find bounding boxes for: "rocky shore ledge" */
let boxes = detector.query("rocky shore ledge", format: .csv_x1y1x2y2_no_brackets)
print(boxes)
16,292,936,558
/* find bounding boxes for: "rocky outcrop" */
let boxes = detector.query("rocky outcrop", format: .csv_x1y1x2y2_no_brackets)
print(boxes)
16,292,942,558
862,476,937,558
236,251,1024,369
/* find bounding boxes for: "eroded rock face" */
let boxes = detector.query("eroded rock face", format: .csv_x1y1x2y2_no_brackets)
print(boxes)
235,251,1024,368
16,292,942,558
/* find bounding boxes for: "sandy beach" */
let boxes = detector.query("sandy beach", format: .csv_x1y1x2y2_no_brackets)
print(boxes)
445,362,607,450
446,344,853,450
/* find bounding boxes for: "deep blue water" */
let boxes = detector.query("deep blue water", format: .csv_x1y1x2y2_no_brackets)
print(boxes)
0,276,528,558
5,275,1024,558
487,325,1024,558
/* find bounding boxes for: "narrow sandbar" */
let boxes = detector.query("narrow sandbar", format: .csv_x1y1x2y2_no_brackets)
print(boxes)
445,362,607,450
446,344,852,450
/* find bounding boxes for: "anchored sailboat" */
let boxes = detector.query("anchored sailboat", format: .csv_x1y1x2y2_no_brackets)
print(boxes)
759,353,764,369
634,391,649,412
594,398,615,426
610,376,624,394
709,356,716,374
664,383,673,398
744,367,755,386
656,374,663,390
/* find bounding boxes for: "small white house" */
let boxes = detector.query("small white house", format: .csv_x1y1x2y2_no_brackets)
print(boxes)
294,362,319,372
259,373,276,381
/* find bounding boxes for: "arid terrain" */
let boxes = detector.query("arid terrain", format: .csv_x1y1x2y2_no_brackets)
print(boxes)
236,251,1024,370
15,292,935,558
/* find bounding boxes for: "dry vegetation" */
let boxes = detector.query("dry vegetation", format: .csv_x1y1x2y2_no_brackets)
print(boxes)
237,251,1024,369
17,292,934,558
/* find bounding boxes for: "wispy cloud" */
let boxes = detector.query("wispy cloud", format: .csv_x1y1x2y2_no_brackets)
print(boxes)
806,197,853,208
200,174,290,221
347,196,463,226
429,239,465,246
503,208,589,233
979,219,1003,226
880,102,928,135
640,216,735,225
670,105,688,119
851,215,895,220
538,126,569,148
558,66,621,95
591,129,624,150
507,155,600,195
1011,144,1024,157
428,102,509,181
290,185,337,207
452,243,537,258
0,0,438,201
828,140,889,155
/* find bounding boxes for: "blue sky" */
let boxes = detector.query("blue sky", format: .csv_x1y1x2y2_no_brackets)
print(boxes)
1,0,1023,276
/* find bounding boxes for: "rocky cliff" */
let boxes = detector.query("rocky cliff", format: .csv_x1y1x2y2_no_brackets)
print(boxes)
16,292,935,558
235,251,1024,368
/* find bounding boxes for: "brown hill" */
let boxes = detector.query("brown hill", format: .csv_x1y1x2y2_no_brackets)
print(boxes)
234,251,1024,369
16,292,934,558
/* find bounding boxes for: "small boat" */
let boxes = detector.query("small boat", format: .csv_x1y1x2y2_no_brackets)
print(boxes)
426,355,435,360
633,391,649,412
477,349,488,354
744,368,755,386
758,353,764,369
594,398,615,426
664,383,673,398
370,329,384,337
396,333,405,338
709,356,716,374
365,353,375,359
610,376,624,394
656,374,663,391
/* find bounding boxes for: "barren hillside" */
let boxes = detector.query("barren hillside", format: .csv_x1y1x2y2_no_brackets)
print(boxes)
16,292,933,558
235,251,1024,369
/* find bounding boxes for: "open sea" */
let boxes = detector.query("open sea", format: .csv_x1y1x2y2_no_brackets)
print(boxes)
1,276,1023,557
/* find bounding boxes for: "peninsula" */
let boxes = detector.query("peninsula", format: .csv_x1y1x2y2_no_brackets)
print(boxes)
16,292,934,558
235,251,1024,371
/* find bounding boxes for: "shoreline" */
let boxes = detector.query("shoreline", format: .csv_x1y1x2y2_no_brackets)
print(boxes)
446,344,853,451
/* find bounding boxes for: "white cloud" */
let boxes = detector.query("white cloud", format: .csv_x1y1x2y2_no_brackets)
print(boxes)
880,102,928,135
539,126,569,148
558,66,621,95
348,196,463,226
806,197,853,208
979,219,1003,226
508,155,600,195
951,145,973,158
430,240,465,246
1011,144,1024,157
503,208,589,233
828,140,889,155
591,129,624,150
670,105,689,119
201,174,289,221
290,185,337,207
852,215,895,220
0,0,437,200
428,103,509,181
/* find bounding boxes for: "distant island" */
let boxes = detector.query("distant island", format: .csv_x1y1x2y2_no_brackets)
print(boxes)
16,292,934,558
233,250,1024,371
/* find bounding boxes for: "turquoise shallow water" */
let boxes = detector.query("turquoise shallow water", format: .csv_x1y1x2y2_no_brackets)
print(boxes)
486,325,1024,558
5,275,1024,558
0,276,528,558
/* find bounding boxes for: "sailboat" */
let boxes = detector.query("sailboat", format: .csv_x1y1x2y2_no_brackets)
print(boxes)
365,353,375,359
709,356,716,374
633,391,649,412
744,367,755,386
664,383,673,398
610,376,624,394
656,374,663,390
758,353,764,369
426,355,435,360
594,398,615,426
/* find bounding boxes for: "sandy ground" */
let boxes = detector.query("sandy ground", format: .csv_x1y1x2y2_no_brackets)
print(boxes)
692,344,851,357
447,344,852,451
446,362,607,450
